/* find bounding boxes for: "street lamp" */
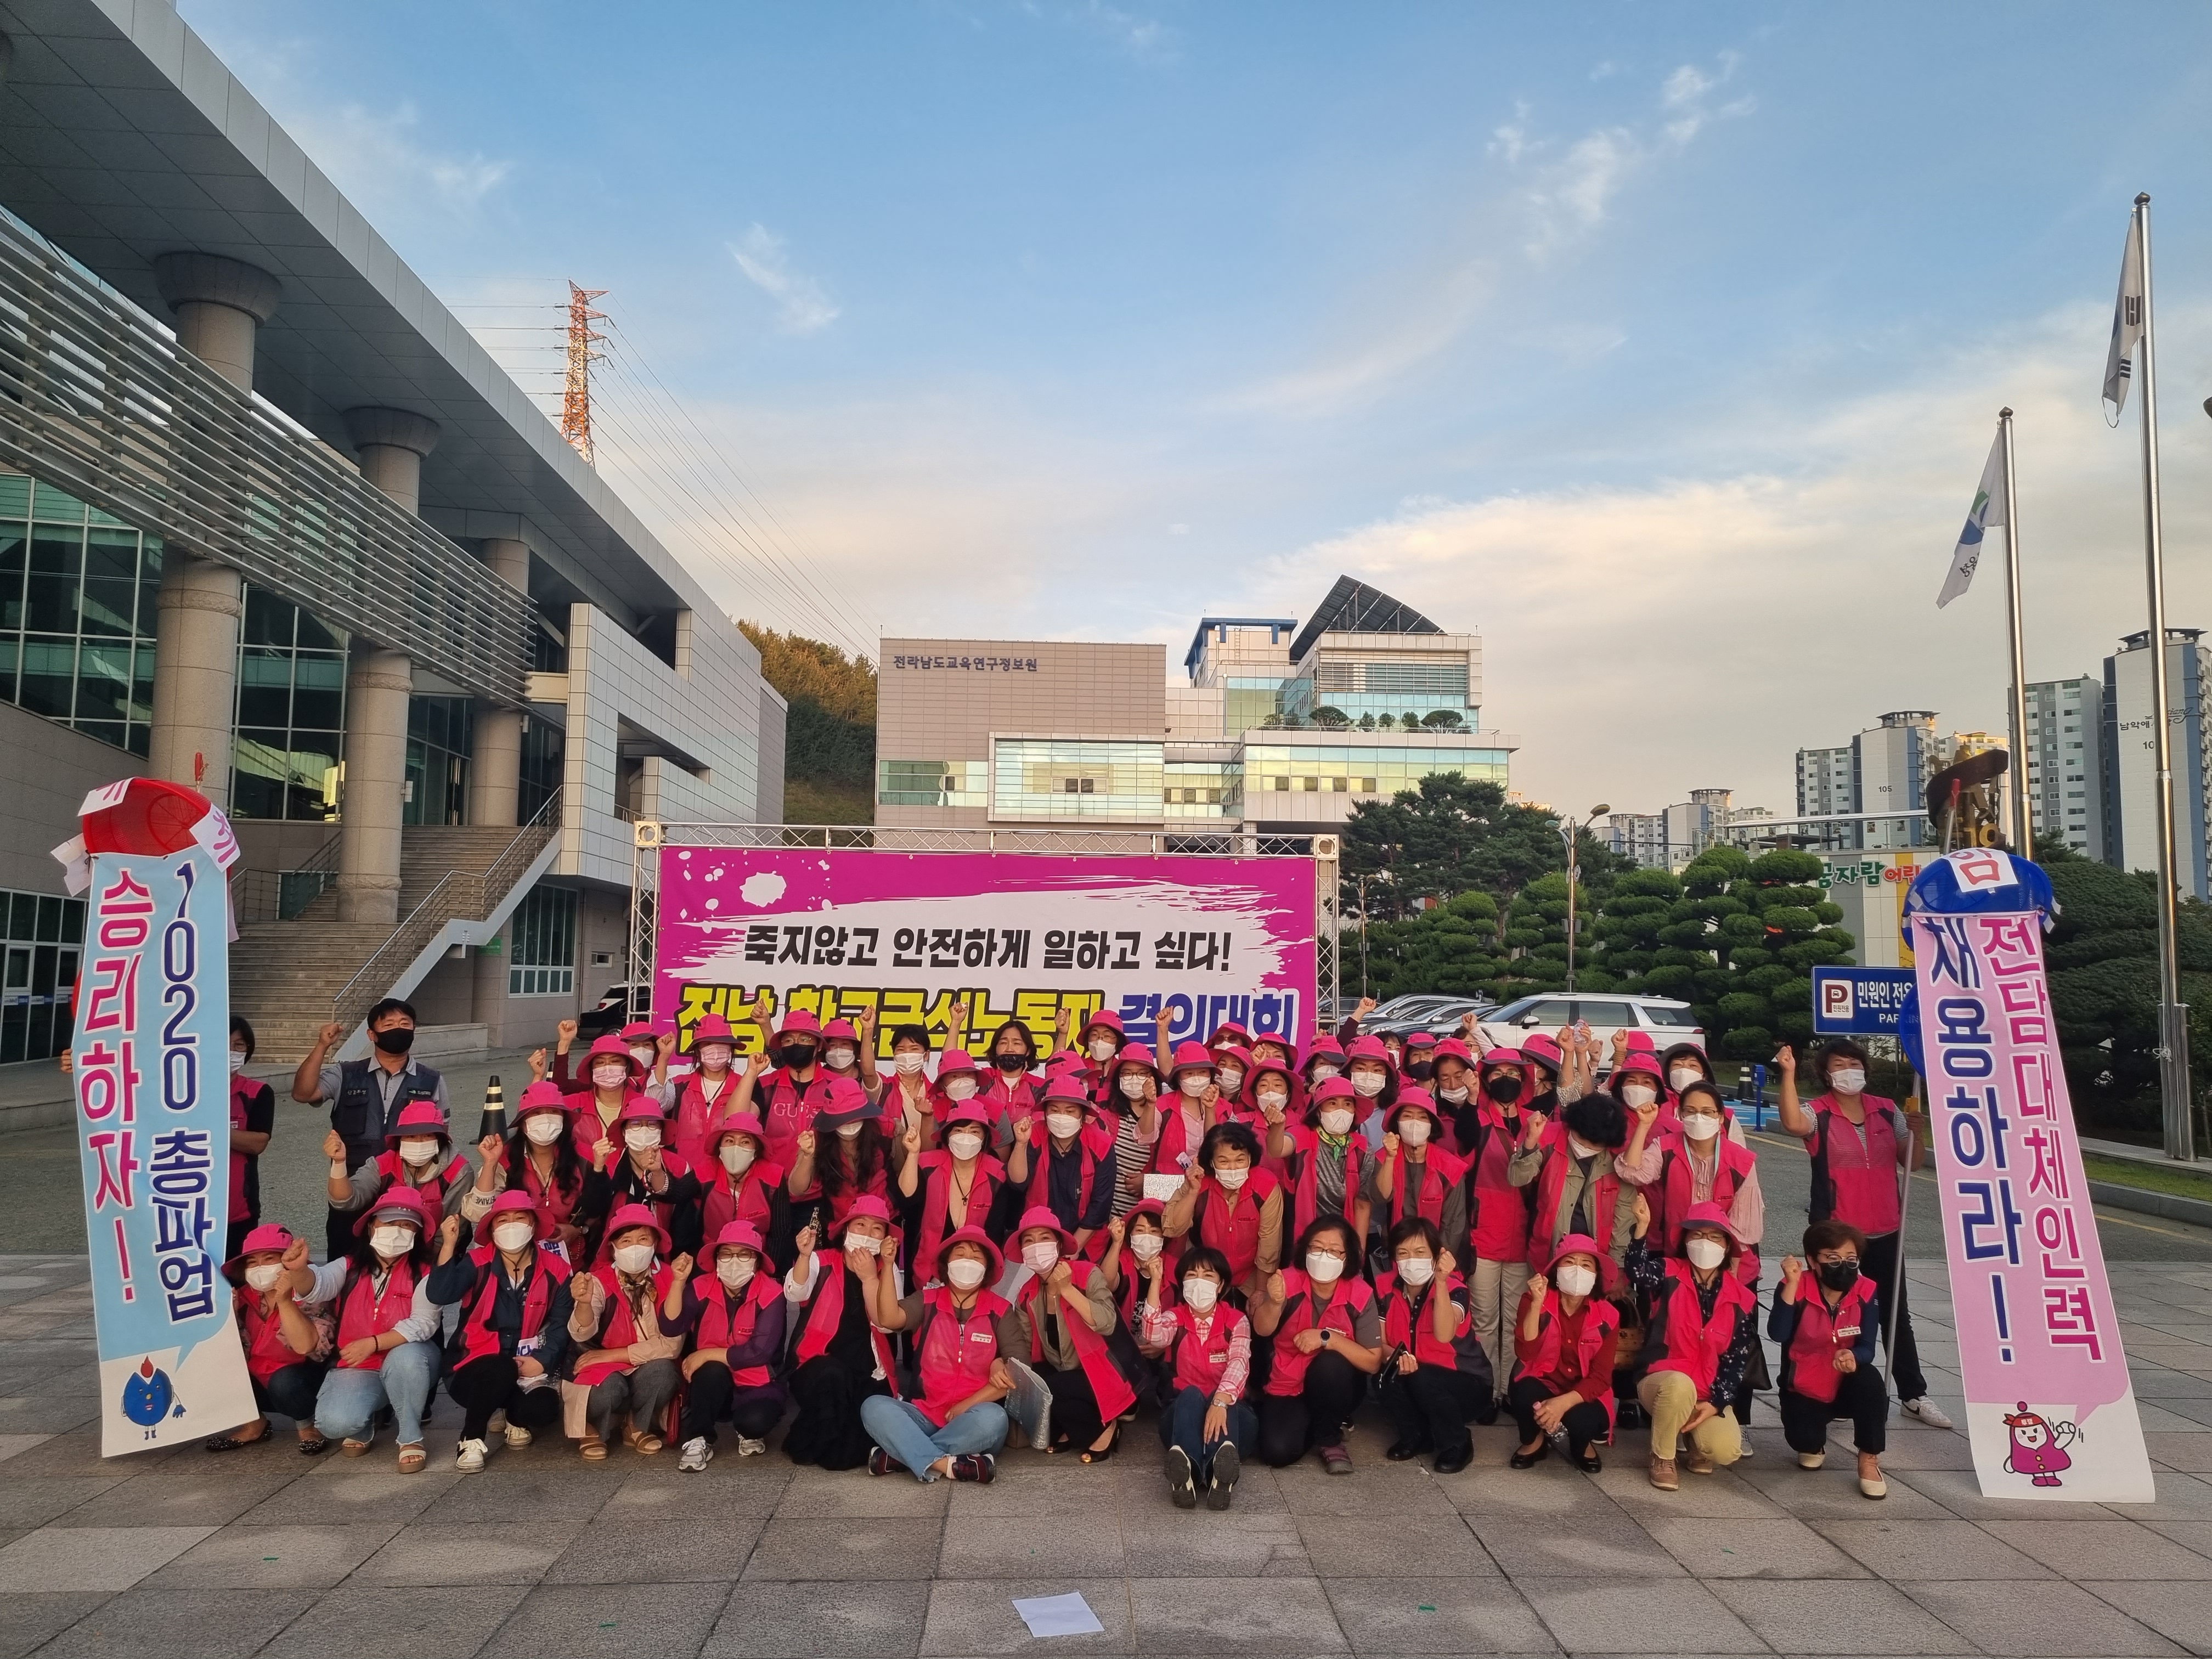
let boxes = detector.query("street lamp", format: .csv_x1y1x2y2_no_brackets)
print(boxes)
1560,803,1611,993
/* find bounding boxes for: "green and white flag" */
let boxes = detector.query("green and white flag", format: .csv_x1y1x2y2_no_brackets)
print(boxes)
1940,428,2005,609
2102,215,2145,419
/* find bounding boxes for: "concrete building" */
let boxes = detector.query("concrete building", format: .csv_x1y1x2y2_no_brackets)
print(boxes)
0,3,783,1062
2102,628,2210,899
878,578,1515,834
1601,788,1774,871
1791,713,1939,853
2021,676,2104,860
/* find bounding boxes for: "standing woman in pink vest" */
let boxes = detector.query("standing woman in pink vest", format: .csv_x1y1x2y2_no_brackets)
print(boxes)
862,1226,1014,1482
1141,1243,1254,1508
1454,1046,1537,1404
1621,1197,1756,1491
427,1188,574,1471
224,1016,277,1262
666,1015,746,1167
565,1203,686,1459
1506,1235,1618,1472
1776,1040,1950,1429
673,1220,787,1470
324,1099,492,1233
491,1082,591,1256
1368,1088,1469,1262
300,1188,444,1471
1269,1073,1372,1245
1007,1076,1119,1257
1007,1206,1138,1462
733,1001,842,1178
1249,1216,1385,1472
557,1032,653,1170
1770,1218,1889,1499
781,1197,902,1470
203,1223,327,1455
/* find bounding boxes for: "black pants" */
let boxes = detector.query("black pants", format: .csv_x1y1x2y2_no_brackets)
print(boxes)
585,1358,682,1443
1508,1375,1610,1455
1043,1363,1110,1452
1256,1351,1367,1466
1781,1368,1888,1456
251,1362,325,1426
1860,1231,1926,1401
1382,1363,1489,1455
784,1353,888,1470
447,1355,565,1441
324,1204,357,1262
678,1361,788,1446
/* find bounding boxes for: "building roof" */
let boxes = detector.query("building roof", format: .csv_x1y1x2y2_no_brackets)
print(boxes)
0,0,709,631
1183,616,1297,676
1286,576,1442,664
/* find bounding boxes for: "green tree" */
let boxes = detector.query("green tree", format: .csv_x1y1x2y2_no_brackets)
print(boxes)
737,623,877,824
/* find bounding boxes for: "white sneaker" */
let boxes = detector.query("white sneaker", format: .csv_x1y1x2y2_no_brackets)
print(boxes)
455,1437,488,1472
488,1409,509,1436
503,1423,533,1449
1902,1397,1955,1430
736,1436,766,1457
1797,1451,1826,1470
679,1436,714,1472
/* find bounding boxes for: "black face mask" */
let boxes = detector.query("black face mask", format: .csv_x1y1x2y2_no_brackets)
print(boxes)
1484,1076,1523,1104
996,1052,1030,1072
373,1026,415,1056
1818,1261,1860,1293
1406,1059,1434,1081
778,1043,817,1071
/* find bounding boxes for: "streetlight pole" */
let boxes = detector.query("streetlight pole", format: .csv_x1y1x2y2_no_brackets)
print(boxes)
1561,803,1611,994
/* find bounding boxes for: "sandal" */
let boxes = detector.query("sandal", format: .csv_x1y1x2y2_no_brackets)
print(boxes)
396,1443,427,1474
580,1434,608,1462
340,1437,372,1458
204,1420,270,1453
1080,1423,1121,1465
297,1435,330,1457
634,1433,664,1455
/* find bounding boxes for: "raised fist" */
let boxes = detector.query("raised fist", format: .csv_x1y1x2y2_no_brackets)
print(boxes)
556,1018,579,1046
323,1127,346,1161
1774,1044,1796,1077
1437,1248,1456,1280
318,1020,345,1048
1012,1115,1034,1146
669,1252,694,1282
793,1223,819,1261
1632,1192,1651,1236
1525,1272,1549,1302
795,1130,817,1158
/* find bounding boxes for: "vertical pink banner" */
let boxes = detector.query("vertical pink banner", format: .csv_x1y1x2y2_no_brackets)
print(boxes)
1912,850,2155,1502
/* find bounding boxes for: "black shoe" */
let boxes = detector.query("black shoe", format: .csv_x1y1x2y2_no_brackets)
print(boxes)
1510,1442,1550,1470
1385,1437,1426,1462
1577,1447,1604,1473
951,1453,995,1484
1166,1444,1197,1508
867,1447,905,1477
1205,1442,1240,1510
1432,1443,1473,1476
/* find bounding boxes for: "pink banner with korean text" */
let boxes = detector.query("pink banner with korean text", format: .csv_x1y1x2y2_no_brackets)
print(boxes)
1909,847,2154,1502
651,846,1318,1061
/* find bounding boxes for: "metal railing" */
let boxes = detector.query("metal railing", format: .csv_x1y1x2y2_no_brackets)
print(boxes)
0,210,534,703
227,829,348,926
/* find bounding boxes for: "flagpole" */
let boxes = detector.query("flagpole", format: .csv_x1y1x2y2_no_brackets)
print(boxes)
1998,408,2032,859
2133,192,2194,1163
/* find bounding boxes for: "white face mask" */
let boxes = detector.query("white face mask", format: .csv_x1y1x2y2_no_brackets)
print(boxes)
1178,1074,1210,1099
947,1130,985,1161
895,1051,927,1074
835,1121,864,1140
1318,1107,1354,1137
1685,1237,1728,1271
1555,1262,1598,1297
1259,1089,1290,1113
1567,1133,1599,1160
943,1077,978,1101
399,1137,438,1166
1350,1070,1387,1097
592,1064,628,1091
624,1125,660,1152
629,1045,656,1069
844,1232,883,1256
1396,1255,1435,1285
1311,1063,1341,1082
493,1221,537,1254
1217,1067,1244,1093
718,1255,756,1289
824,1046,856,1070
1128,1231,1164,1260
1022,1240,1059,1274
1679,1113,1720,1142
1181,1277,1220,1311
524,1114,566,1145
1668,1065,1702,1090
370,1224,414,1260
1214,1164,1249,1190
1088,1038,1118,1062
1046,1111,1083,1141
945,1256,988,1290
721,1142,757,1173
1396,1116,1431,1147
1119,1073,1150,1100
1829,1067,1867,1096
1305,1250,1345,1284
244,1262,283,1291
1439,1085,1469,1104
613,1242,656,1275
228,1049,248,1075
698,1045,733,1071
1620,1084,1656,1109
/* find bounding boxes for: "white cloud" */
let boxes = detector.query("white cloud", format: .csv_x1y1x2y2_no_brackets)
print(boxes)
261,97,510,217
1169,522,1190,535
729,225,841,335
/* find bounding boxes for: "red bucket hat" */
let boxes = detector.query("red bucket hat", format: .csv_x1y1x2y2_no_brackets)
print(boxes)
1306,1074,1370,1124
1542,1232,1615,1292
1346,1034,1393,1066
616,1097,669,1129
617,1020,662,1045
603,1200,672,1257
711,1218,774,1273
775,1008,823,1041
482,1188,550,1241
1013,1204,1079,1257
1675,1200,1743,1250
1165,1041,1216,1079
689,1014,738,1050
223,1221,298,1277
1304,1034,1347,1074
1078,1008,1126,1046
1386,1087,1441,1132
833,1194,896,1244
355,1185,434,1238
934,1047,983,1086
930,1223,1006,1286
1520,1032,1565,1073
514,1080,574,1118
706,1111,769,1152
386,1099,450,1143
1111,1043,1163,1084
583,1032,644,1081
814,1075,882,1129
940,1101,995,1135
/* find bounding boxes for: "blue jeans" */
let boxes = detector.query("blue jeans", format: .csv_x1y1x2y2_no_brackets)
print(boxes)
859,1395,1008,1482
1158,1384,1255,1477
313,1340,438,1444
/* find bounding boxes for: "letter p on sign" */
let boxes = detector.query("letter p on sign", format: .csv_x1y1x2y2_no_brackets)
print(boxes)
1822,979,1855,1024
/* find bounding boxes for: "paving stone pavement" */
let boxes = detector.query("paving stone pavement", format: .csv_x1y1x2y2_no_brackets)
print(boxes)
2,1254,2211,1658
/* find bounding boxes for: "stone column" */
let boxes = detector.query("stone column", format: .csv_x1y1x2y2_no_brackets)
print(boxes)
466,536,529,829
336,409,439,924
143,255,283,808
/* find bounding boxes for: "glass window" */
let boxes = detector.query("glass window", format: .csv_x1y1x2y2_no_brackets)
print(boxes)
405,696,473,826
229,585,351,821
507,884,578,996
0,884,86,1062
989,739,1163,822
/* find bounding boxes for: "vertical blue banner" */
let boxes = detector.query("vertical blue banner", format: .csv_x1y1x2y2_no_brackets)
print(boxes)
73,845,255,1454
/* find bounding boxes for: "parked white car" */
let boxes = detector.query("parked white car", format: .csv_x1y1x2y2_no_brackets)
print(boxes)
1477,994,1706,1058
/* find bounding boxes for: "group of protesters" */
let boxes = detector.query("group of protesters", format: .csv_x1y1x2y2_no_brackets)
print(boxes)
208,991,1945,1506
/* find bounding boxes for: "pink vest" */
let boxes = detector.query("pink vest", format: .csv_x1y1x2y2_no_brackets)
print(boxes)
915,1151,1005,1276
1017,1261,1137,1420
1530,1122,1620,1271
236,1287,298,1384
1379,1269,1469,1369
669,1070,740,1165
228,1077,257,1217
1512,1290,1621,1431
456,1246,557,1365
1465,1115,1532,1261
1191,1169,1279,1286
693,1274,784,1389
334,1259,417,1371
1810,1098,1902,1235
1285,1128,1364,1237
1784,1277,1877,1404
573,1262,675,1387
1383,1144,1466,1232
759,1069,838,1175
1168,1303,1247,1401
700,1164,783,1244
1646,1259,1754,1398
913,1285,1009,1426
792,1250,900,1383
1265,1268,1372,1397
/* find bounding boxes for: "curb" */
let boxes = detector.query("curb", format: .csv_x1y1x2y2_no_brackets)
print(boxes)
2086,1178,2212,1230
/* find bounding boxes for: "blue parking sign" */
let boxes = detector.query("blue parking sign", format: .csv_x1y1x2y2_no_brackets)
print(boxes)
1812,967,1915,1034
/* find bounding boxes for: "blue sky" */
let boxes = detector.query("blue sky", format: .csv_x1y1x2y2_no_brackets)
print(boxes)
184,1,2212,814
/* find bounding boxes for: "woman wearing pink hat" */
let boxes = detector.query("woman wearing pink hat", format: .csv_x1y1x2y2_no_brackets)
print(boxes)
727,994,844,1176
863,1225,1013,1482
427,1188,575,1471
549,1017,672,1101
204,1223,328,1455
788,1075,899,1233
1301,1032,1347,1093
1162,1121,1283,1305
582,1098,703,1262
781,1195,902,1469
299,1187,445,1471
1456,1047,1539,1406
674,1220,787,1470
698,1111,786,1250
1150,1042,1222,1180
1008,1076,1118,1259
1142,1242,1254,1507
1100,1042,1164,1211
1369,1087,1469,1262
667,1014,747,1166
323,1098,492,1230
566,1202,686,1459
1622,1195,1756,1490
487,1081,591,1256
897,1099,1009,1280
1507,1234,1618,1472
1268,1075,1372,1248
558,1031,655,1170
1007,1204,1137,1461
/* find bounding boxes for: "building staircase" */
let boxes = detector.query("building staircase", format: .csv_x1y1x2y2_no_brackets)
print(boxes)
230,795,562,1064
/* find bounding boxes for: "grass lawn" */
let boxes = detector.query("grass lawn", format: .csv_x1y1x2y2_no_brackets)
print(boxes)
2082,1152,2212,1203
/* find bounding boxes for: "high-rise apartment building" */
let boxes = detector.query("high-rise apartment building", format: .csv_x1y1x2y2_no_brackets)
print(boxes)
2102,628,2210,899
2019,678,2104,859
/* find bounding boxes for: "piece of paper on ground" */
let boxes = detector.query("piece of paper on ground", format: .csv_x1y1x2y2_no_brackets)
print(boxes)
1013,1593,1105,1638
